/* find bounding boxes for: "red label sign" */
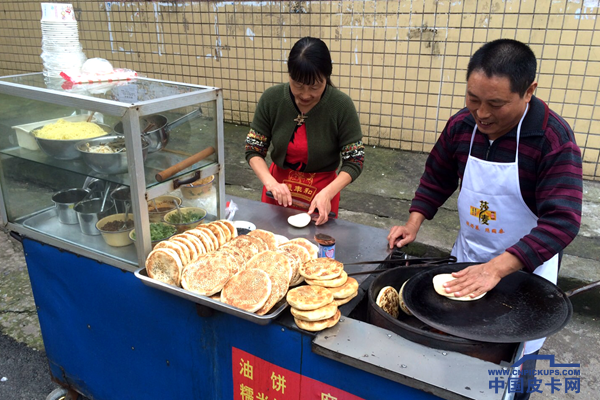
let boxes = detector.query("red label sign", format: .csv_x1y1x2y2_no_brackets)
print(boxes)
232,347,364,400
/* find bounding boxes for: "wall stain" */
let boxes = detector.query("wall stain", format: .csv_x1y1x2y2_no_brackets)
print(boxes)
290,1,308,14
407,24,440,56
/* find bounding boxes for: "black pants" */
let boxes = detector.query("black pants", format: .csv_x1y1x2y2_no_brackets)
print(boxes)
513,350,540,400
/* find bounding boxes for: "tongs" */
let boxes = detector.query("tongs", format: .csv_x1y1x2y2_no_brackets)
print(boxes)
345,255,457,276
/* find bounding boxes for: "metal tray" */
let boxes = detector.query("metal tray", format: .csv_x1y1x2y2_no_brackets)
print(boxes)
134,267,288,325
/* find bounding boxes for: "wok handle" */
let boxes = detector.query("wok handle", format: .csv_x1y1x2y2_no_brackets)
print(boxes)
565,280,600,297
155,146,215,182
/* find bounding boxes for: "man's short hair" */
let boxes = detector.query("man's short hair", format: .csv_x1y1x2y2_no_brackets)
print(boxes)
467,39,537,97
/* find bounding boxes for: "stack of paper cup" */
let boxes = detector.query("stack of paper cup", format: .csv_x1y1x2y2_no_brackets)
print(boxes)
40,3,86,78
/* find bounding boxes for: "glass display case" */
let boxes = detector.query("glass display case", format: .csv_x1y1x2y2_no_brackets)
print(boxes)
0,73,225,271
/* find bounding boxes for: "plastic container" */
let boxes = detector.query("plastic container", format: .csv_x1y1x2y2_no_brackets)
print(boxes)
180,175,215,200
52,188,90,224
314,233,336,259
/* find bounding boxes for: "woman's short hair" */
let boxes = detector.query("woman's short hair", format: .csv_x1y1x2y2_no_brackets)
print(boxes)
467,39,537,97
288,37,333,86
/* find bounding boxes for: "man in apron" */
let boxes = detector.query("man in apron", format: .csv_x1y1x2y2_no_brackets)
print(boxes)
388,39,583,399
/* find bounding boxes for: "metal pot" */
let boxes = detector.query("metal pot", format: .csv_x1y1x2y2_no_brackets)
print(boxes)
113,108,200,153
74,198,115,235
367,265,518,364
52,188,91,224
110,186,131,214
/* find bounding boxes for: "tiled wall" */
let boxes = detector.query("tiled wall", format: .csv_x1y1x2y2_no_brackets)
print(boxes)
1,1,599,179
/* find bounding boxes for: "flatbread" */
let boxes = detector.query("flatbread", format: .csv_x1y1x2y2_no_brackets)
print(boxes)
153,239,189,265
432,274,486,301
277,242,311,285
287,238,318,259
193,226,220,250
248,229,278,250
299,258,344,280
211,221,232,242
274,234,289,246
180,252,236,296
186,228,215,253
177,233,207,256
305,270,348,288
294,309,341,332
376,286,400,318
399,280,412,316
286,285,334,311
327,277,358,299
222,235,261,261
220,269,272,313
203,222,227,247
247,250,293,315
290,302,338,322
218,219,238,239
218,247,246,273
146,248,183,287
169,236,198,263
334,291,358,306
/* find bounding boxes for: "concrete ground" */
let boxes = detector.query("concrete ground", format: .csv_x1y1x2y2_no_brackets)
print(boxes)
1,121,599,399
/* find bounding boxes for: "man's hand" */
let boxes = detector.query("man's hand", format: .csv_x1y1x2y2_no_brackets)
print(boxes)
443,252,524,298
387,212,426,249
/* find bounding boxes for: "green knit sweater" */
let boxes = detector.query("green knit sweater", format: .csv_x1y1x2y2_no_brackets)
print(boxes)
245,83,364,182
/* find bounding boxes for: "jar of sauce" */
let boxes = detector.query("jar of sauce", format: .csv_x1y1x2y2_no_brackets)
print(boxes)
314,233,336,259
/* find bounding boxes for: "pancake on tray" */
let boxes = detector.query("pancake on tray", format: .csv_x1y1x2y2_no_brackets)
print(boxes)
290,302,338,322
222,235,262,261
193,226,220,250
186,228,215,253
305,270,348,288
294,309,341,332
218,219,238,239
287,238,318,259
277,242,311,286
247,229,278,250
181,252,236,296
217,247,246,273
299,258,344,280
146,248,183,287
220,269,272,313
334,291,358,306
178,233,207,256
286,285,334,311
210,221,232,242
169,235,199,263
246,250,293,315
203,222,227,247
154,239,189,265
327,277,358,299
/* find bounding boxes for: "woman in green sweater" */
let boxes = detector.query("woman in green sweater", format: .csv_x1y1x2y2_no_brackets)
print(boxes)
245,37,364,225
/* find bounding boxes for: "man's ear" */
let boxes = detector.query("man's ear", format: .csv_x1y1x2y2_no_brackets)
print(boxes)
525,81,538,102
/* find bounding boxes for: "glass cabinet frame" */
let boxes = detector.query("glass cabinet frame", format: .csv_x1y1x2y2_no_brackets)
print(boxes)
0,72,225,271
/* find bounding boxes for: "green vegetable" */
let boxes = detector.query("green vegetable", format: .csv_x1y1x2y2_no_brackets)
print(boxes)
167,210,205,224
131,223,177,241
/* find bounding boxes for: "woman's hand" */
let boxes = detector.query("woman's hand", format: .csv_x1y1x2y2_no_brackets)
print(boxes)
265,182,292,207
308,189,333,225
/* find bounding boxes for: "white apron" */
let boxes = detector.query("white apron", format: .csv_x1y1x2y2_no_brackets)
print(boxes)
451,105,559,355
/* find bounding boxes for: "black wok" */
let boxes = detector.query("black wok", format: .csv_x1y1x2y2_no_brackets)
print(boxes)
367,265,518,364
113,108,200,153
402,263,580,343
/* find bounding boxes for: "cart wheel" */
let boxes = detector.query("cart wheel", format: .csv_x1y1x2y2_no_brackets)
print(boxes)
46,388,68,400
46,387,85,400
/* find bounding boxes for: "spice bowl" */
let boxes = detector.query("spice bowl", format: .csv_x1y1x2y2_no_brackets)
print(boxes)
129,222,177,248
164,207,207,233
147,195,182,223
96,213,135,247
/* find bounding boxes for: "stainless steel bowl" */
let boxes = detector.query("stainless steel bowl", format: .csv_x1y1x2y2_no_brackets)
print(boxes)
33,124,112,160
76,135,150,175
52,188,90,224
74,198,115,235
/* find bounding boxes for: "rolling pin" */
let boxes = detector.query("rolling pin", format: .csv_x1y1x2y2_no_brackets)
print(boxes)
155,146,215,182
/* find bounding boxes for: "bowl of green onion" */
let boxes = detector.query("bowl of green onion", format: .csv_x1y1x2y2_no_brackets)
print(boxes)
129,222,178,247
163,207,207,233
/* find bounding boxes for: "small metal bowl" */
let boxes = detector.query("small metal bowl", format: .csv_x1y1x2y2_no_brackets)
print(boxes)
74,198,115,236
52,188,91,224
180,175,215,200
33,124,112,160
147,195,182,223
76,136,150,175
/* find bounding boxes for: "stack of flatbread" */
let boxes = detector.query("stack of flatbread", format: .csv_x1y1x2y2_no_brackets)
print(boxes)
301,258,359,307
146,224,322,317
286,285,340,332
145,219,237,286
